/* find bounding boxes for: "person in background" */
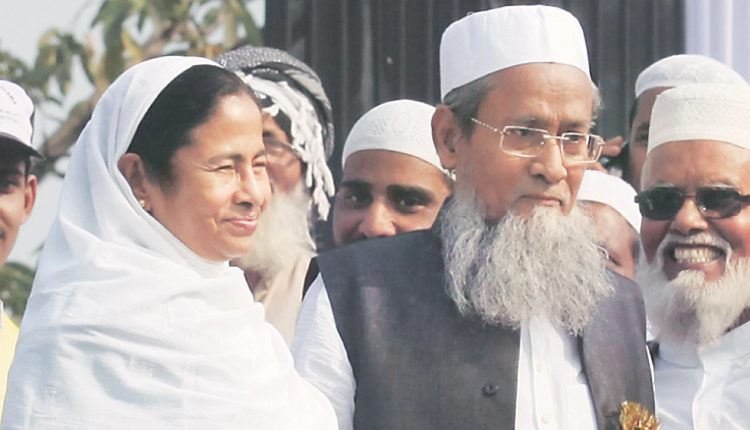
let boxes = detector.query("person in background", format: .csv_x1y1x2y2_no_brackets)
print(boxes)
293,6,654,430
636,83,750,429
0,80,41,423
332,99,452,246
577,169,641,279
216,46,336,344
1,57,335,429
606,54,745,190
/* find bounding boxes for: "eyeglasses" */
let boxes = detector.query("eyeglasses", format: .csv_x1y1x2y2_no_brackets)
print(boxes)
470,118,604,164
634,187,750,220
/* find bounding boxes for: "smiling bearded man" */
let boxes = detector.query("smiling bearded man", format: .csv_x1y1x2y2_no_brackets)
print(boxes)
635,83,750,429
292,5,655,430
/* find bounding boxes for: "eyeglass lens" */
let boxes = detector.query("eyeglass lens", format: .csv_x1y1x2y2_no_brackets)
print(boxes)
502,127,599,161
635,187,748,220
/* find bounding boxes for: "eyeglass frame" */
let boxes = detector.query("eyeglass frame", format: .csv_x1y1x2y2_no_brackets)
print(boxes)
634,186,750,220
469,117,605,164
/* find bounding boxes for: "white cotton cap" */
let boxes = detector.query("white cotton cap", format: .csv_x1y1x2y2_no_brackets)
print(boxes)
634,54,746,98
648,83,750,154
0,80,41,157
577,170,641,233
439,5,591,99
342,99,446,174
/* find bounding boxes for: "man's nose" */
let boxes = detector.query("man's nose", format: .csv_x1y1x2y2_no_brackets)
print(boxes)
670,198,709,235
529,138,568,184
357,202,397,239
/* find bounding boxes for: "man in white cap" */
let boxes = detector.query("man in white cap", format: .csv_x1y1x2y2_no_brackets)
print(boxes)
577,170,641,279
636,83,750,429
615,54,745,190
332,99,452,246
0,80,40,421
293,5,655,430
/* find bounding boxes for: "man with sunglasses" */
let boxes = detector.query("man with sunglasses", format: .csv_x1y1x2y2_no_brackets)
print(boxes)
635,83,750,429
293,5,655,430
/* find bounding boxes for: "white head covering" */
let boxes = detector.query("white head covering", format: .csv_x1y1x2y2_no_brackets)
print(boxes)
648,83,750,155
439,5,591,99
635,54,746,98
341,99,447,175
3,57,335,429
0,80,42,157
577,170,641,233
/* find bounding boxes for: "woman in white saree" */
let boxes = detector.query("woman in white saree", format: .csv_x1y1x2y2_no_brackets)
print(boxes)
1,56,336,429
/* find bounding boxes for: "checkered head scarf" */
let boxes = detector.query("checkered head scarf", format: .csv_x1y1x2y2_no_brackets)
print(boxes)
216,46,335,222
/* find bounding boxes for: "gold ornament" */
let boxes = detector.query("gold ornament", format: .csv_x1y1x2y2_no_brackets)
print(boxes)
619,401,661,430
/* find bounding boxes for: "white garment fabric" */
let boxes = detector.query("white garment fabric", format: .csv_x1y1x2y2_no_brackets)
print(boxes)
653,321,750,429
577,170,641,233
634,54,746,98
648,83,750,154
439,5,591,99
292,275,598,430
685,0,750,84
341,100,447,175
1,57,336,430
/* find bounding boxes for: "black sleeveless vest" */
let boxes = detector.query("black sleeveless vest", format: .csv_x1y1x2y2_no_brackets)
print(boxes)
318,227,654,430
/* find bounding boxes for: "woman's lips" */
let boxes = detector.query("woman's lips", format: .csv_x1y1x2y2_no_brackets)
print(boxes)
226,215,259,234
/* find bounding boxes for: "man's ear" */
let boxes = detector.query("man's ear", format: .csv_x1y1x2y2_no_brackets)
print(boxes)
432,105,462,170
21,174,37,224
117,153,151,206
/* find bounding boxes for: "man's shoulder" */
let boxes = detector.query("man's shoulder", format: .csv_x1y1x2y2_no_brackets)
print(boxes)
320,229,441,266
316,229,444,294
606,270,644,307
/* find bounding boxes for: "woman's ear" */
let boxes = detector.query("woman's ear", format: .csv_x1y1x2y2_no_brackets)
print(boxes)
117,153,151,208
432,105,462,170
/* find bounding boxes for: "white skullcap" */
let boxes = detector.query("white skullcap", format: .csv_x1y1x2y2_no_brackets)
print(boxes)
634,54,745,98
0,80,41,157
439,5,591,99
578,170,641,233
648,83,750,154
342,99,447,174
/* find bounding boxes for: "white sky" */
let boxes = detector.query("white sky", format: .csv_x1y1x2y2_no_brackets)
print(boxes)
1,0,265,267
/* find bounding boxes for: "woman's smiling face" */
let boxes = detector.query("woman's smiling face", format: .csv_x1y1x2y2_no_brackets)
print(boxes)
144,93,271,262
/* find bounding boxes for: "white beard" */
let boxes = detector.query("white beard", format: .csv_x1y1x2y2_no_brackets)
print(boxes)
233,184,315,277
440,188,613,334
637,231,750,345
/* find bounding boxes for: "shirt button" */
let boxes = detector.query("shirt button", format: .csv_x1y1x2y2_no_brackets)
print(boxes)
482,383,500,397
541,413,551,424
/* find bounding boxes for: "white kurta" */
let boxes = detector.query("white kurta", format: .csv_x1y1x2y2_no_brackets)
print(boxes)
292,275,599,430
654,321,750,429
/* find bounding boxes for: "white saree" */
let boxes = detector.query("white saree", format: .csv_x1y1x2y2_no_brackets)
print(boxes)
0,57,336,430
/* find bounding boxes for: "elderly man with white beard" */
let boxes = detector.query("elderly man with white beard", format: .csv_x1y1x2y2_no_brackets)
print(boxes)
292,5,655,430
635,83,750,429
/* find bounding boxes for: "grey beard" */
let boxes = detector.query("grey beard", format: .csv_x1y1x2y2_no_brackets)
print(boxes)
233,185,315,277
637,232,750,345
439,189,613,334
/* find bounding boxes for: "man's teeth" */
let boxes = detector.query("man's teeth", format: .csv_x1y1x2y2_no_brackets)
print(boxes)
672,247,722,264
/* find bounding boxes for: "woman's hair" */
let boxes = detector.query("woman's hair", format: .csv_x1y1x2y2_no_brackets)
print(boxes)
127,64,259,184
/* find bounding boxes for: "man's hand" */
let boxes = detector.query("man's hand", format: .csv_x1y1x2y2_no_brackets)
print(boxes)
590,135,624,172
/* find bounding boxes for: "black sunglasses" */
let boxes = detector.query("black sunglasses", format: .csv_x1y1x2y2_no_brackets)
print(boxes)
635,187,750,220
